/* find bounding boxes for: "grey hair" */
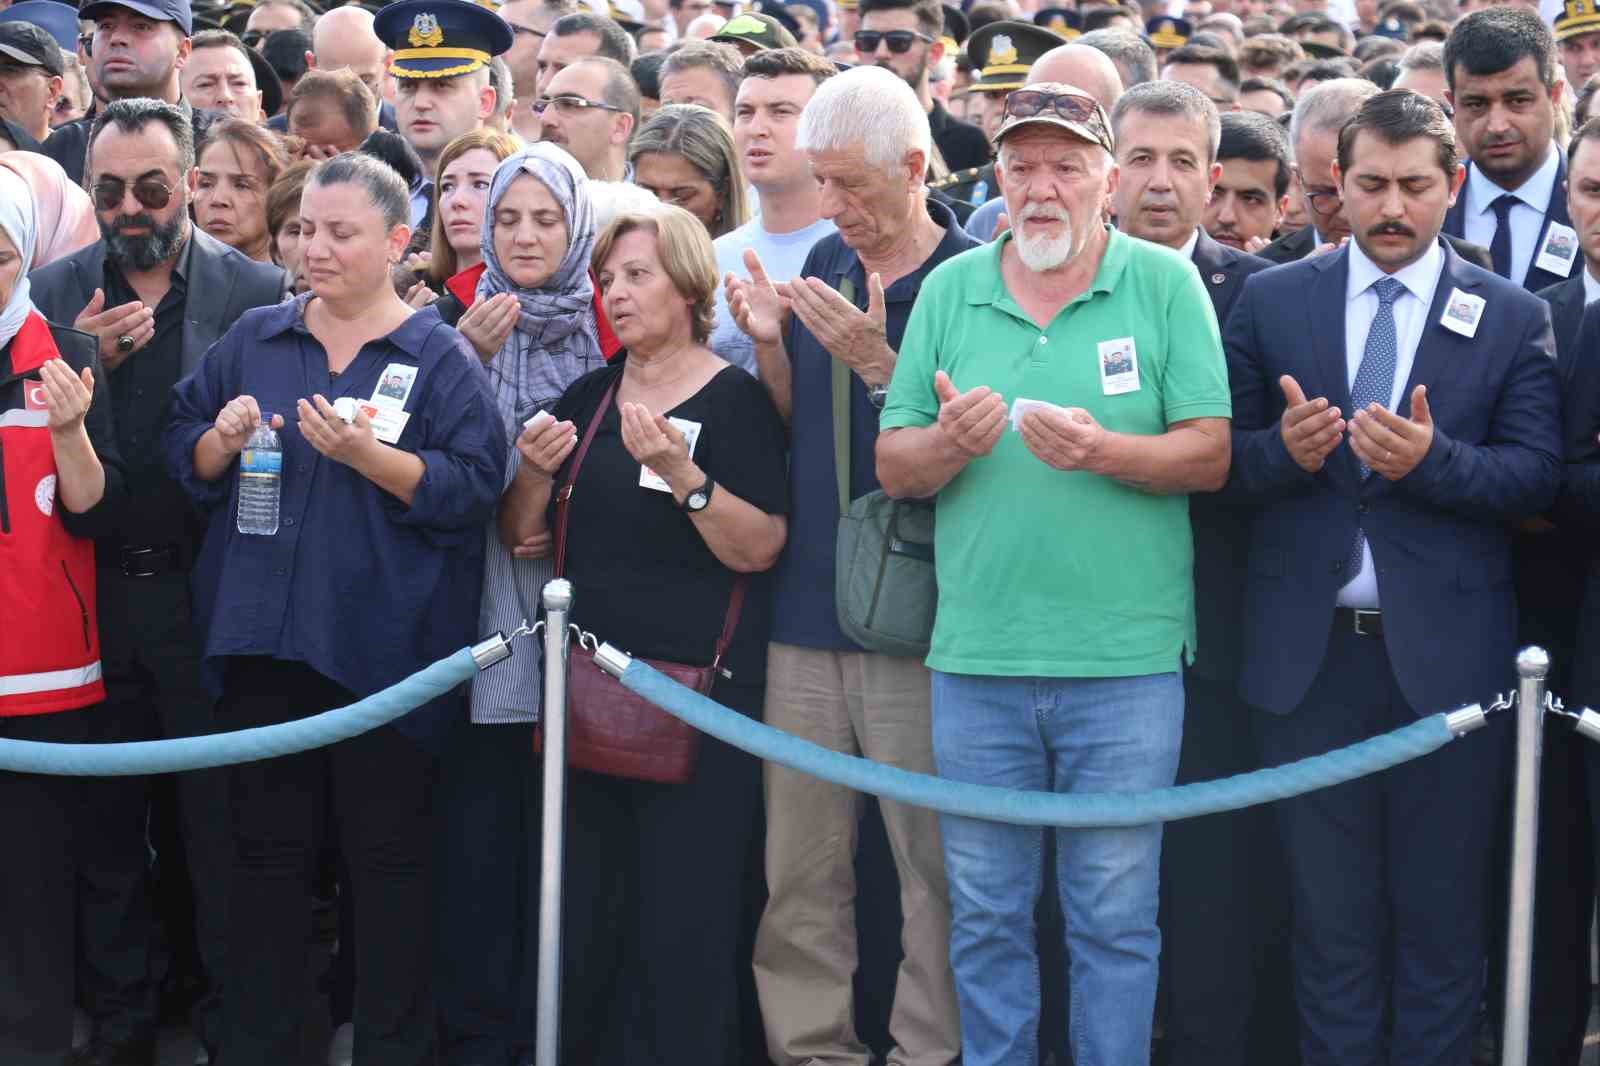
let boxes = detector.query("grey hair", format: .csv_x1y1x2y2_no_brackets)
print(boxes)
1399,40,1444,73
1078,28,1157,87
586,179,662,232
795,64,931,173
88,98,195,179
1110,80,1222,161
1289,76,1378,150
308,151,410,229
489,57,514,119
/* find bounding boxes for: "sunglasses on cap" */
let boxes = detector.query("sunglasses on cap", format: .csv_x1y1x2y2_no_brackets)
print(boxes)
91,176,176,213
853,29,933,53
1002,88,1112,147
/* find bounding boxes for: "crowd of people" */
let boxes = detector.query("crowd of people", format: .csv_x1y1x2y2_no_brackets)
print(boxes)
4,0,1600,1060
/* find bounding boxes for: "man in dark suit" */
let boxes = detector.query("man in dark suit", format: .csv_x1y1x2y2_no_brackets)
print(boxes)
1442,8,1581,294
1225,90,1561,1066
1259,76,1494,270
30,98,287,1066
1108,79,1285,1066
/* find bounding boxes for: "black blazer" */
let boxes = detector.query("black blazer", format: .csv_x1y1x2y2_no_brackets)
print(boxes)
1556,302,1600,703
26,228,289,378
1537,273,1587,379
1225,239,1562,716
1188,230,1275,683
1259,223,1495,271
1443,156,1581,293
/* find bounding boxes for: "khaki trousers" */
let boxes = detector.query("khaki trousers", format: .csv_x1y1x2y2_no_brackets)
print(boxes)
754,643,961,1066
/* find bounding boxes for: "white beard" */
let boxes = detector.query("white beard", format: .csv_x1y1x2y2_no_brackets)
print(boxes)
1013,218,1079,271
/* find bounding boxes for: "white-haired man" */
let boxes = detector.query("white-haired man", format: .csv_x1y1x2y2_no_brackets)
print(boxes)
725,62,974,1066
875,82,1233,1066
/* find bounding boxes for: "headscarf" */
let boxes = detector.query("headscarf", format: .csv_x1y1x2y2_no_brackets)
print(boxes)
474,143,604,436
0,152,98,270
0,165,38,348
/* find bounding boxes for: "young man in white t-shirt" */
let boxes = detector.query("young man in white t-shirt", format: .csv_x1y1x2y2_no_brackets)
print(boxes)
711,47,838,373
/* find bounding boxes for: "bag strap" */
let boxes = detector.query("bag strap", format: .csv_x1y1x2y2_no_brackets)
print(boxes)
709,575,747,674
831,274,858,517
553,376,619,577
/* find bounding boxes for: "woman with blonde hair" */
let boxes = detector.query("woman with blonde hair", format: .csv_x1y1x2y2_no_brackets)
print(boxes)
628,104,750,238
501,205,787,1062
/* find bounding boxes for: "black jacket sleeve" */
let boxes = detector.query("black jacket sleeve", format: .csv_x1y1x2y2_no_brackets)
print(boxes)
49,323,129,540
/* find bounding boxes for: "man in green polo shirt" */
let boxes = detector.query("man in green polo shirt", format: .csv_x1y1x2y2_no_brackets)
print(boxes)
875,82,1232,1066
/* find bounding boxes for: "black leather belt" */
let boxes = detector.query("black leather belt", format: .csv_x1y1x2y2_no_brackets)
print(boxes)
1335,607,1383,638
114,544,182,578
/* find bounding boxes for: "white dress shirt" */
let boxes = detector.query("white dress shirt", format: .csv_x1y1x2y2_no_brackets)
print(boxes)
1461,145,1560,285
1336,238,1446,609
1585,264,1600,305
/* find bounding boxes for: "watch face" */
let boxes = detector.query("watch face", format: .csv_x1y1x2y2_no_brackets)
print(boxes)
688,491,709,510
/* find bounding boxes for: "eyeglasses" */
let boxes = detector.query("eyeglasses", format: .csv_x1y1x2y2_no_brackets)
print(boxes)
1295,170,1341,215
853,29,933,54
510,23,547,40
1001,88,1113,150
91,176,176,212
532,94,626,115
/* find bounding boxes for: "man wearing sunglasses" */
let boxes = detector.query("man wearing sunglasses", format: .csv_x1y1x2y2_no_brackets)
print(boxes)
856,0,989,173
877,82,1232,1066
27,97,288,1066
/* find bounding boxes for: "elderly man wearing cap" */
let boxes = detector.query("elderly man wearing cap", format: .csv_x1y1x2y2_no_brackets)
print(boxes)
376,0,511,229
43,0,196,184
0,19,63,146
876,81,1231,1066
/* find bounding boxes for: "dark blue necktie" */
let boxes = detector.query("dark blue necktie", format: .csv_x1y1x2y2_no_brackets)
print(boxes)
1489,193,1516,279
1344,276,1404,582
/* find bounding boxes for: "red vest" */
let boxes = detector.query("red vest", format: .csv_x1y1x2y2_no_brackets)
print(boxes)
0,311,103,716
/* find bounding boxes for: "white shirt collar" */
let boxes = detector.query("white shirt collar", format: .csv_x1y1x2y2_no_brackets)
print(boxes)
1584,264,1600,305
1345,235,1445,306
1179,228,1201,260
1467,143,1560,218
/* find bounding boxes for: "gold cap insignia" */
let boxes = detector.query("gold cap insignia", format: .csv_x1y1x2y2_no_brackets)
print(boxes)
409,13,444,48
990,33,1017,65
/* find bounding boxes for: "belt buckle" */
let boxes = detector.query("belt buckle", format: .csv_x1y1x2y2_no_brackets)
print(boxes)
120,546,163,579
1352,609,1381,637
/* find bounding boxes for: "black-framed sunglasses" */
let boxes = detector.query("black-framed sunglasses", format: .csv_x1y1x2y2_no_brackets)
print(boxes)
1294,169,1341,215
853,29,933,54
510,22,547,40
532,93,625,115
91,176,176,212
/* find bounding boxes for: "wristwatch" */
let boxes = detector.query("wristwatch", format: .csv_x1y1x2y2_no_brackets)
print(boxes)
680,475,715,513
868,384,889,409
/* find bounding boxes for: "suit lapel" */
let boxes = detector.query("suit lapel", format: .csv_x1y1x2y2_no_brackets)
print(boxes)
1522,155,1579,291
1400,243,1478,403
180,231,238,375
1309,248,1359,488
1191,231,1243,323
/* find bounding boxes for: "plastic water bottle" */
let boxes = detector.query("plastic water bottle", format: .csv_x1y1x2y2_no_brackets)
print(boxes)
237,420,282,535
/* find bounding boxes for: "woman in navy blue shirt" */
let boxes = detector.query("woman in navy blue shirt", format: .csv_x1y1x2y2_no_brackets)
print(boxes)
163,153,505,1066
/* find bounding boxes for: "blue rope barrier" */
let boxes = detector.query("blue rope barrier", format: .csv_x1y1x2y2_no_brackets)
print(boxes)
0,648,478,776
619,660,1461,827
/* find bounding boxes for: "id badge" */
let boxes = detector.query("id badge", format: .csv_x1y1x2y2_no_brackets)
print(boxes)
1534,222,1580,278
639,417,703,492
1439,288,1486,339
371,364,418,409
1098,337,1140,395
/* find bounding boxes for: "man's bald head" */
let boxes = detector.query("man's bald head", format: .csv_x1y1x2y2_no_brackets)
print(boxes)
1028,43,1123,109
310,6,390,103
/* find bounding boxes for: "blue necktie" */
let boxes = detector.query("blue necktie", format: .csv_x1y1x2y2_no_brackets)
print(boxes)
1489,193,1516,279
1344,276,1404,582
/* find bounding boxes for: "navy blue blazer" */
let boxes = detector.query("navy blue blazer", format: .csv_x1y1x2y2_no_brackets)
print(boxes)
1443,156,1581,293
1189,230,1274,683
1556,303,1600,703
1224,239,1562,716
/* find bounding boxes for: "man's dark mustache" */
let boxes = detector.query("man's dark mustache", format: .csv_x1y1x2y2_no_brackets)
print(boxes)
1368,222,1415,238
112,212,157,231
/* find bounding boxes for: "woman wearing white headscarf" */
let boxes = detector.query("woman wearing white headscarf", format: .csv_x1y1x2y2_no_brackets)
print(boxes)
0,162,125,1065
433,143,610,1066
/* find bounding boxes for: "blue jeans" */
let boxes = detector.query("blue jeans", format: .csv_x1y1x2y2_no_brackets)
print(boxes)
931,670,1184,1066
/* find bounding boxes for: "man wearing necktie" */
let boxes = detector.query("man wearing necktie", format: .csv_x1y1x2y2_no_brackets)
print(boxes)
1441,7,1581,293
1224,89,1561,1066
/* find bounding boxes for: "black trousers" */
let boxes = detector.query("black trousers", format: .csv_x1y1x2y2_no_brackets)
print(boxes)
0,705,94,1066
220,657,438,1066
1160,674,1298,1066
83,569,231,1047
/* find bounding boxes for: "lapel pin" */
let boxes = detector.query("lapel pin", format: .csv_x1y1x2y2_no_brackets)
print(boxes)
1211,272,1225,284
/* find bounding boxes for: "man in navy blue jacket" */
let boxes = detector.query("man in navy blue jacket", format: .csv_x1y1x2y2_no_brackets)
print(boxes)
1224,89,1561,1066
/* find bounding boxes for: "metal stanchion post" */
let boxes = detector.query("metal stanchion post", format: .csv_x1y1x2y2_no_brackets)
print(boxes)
1501,646,1550,1066
536,579,573,1066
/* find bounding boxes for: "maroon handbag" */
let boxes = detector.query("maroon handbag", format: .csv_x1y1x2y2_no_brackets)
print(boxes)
540,378,746,784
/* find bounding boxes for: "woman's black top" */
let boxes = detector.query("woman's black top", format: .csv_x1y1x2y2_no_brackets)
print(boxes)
547,359,788,689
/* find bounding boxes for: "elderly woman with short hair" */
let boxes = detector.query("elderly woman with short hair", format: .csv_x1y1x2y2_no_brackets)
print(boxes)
501,205,788,1063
